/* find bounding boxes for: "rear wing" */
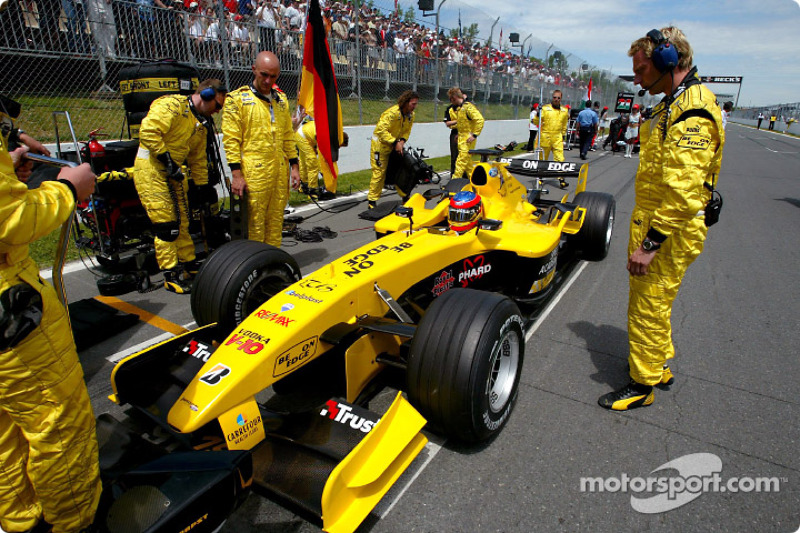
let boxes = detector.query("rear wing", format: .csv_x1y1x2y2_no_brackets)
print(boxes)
498,157,589,196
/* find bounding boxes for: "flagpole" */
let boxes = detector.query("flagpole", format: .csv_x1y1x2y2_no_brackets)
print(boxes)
296,1,311,120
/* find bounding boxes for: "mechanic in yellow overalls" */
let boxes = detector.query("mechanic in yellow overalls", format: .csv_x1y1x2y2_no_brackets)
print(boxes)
296,116,348,200
223,51,300,246
367,90,419,208
0,94,101,533
537,90,570,161
134,79,226,294
599,27,725,411
448,87,485,180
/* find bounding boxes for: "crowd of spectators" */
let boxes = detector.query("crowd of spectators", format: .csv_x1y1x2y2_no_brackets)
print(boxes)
1,0,592,95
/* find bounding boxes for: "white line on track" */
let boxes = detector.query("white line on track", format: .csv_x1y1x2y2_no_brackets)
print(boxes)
375,434,446,519
95,161,589,522
376,259,590,520
40,260,91,280
106,321,196,362
525,260,589,342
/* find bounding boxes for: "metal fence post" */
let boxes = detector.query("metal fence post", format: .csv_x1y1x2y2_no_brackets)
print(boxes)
383,46,391,101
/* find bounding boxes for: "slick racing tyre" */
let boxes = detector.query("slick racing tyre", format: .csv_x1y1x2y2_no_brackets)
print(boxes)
571,191,616,261
407,288,525,443
191,240,301,335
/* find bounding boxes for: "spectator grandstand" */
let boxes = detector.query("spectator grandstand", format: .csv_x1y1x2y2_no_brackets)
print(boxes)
0,0,650,139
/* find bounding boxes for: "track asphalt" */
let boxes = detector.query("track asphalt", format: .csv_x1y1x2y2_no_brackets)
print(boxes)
63,123,799,532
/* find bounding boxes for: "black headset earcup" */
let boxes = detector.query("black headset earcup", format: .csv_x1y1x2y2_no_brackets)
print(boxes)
200,87,216,101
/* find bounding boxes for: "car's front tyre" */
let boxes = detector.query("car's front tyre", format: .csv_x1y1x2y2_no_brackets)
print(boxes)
572,191,616,261
191,240,301,335
407,288,525,443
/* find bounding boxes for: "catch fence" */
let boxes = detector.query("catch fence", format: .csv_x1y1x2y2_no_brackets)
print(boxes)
1,0,641,142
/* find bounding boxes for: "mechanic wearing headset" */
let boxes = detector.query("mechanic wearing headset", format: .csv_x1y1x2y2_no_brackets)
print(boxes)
224,51,301,245
598,26,725,411
448,87,485,180
536,89,570,162
134,78,226,294
0,95,101,533
367,90,419,208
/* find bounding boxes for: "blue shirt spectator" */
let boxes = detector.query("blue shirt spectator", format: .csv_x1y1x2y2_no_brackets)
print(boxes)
239,0,255,16
577,107,598,128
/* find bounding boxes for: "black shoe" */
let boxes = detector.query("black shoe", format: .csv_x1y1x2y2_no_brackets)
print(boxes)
180,259,202,277
580,154,587,160
26,520,53,533
308,187,319,200
656,365,675,390
318,189,336,200
163,268,192,294
598,380,654,411
368,200,377,209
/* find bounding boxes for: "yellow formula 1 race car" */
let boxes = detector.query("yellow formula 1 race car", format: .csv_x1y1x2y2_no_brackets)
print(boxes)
96,151,614,533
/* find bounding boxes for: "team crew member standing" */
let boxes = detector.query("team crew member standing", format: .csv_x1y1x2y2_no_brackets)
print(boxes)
134,79,226,294
448,87,485,180
598,27,725,411
224,51,301,244
576,101,598,159
296,116,321,198
296,116,348,200
444,100,459,175
526,102,539,152
0,95,101,533
537,90,569,161
368,90,419,208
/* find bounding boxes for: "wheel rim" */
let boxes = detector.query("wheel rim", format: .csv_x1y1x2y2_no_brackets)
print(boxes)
241,272,293,319
486,328,521,413
604,209,615,251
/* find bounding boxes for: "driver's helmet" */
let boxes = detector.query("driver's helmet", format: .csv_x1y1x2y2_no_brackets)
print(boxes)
448,190,483,233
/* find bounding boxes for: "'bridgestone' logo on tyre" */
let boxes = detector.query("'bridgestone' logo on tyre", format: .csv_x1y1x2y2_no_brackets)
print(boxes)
235,269,260,322
481,314,523,431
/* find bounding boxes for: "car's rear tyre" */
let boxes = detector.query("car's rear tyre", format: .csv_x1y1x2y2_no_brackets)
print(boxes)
191,240,301,335
571,191,616,261
444,178,469,194
407,288,525,443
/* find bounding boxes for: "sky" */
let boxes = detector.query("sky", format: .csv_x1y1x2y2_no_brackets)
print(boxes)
396,0,800,107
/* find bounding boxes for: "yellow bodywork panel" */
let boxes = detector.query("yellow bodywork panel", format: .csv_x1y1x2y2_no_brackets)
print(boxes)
161,157,584,435
216,397,265,450
321,392,428,533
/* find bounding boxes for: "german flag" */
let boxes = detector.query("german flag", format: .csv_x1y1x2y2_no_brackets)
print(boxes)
298,0,343,192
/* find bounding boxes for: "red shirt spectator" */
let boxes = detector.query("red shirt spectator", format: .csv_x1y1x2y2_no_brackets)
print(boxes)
224,0,238,14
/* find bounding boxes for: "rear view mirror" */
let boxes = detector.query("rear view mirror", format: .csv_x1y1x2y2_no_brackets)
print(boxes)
478,219,502,231
394,206,414,218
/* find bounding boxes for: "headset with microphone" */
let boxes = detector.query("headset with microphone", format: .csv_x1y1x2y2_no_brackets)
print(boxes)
638,29,680,96
199,84,226,101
